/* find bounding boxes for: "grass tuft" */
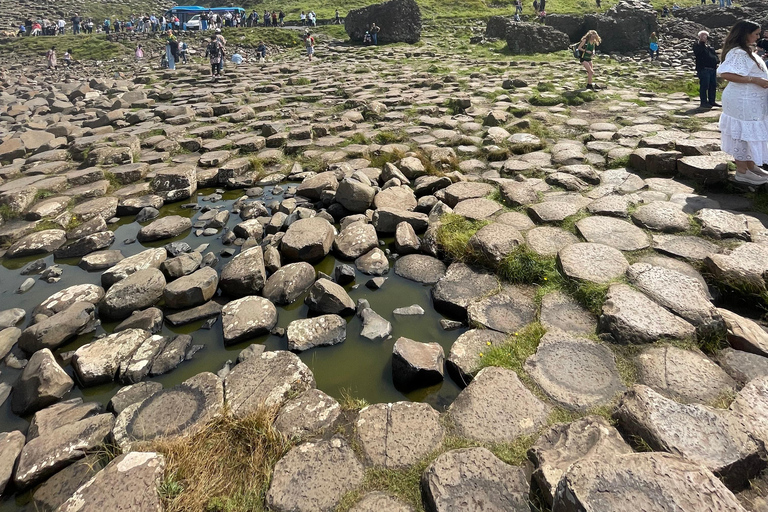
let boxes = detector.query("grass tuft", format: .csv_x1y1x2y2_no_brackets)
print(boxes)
498,245,559,285
479,322,546,379
435,214,489,262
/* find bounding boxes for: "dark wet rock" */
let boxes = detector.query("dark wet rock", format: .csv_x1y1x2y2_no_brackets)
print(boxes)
600,284,696,344
281,217,335,263
448,367,550,443
13,413,114,488
18,302,96,354
529,416,633,507
56,451,165,512
114,307,163,334
360,308,392,340
73,329,152,386
274,389,341,439
393,254,446,284
165,301,222,327
392,337,444,390
558,243,628,284
136,215,192,243
334,222,379,260
267,437,364,512
356,402,443,468
237,344,266,363
717,348,768,385
432,263,499,320
163,267,218,309
575,216,650,251
113,372,223,450
553,452,747,512
305,279,355,316
615,384,765,490
287,315,346,352
101,247,167,288
422,447,529,512
108,381,163,415
526,329,625,410
0,431,24,495
224,351,315,416
149,334,194,377
540,290,596,334
263,262,316,305
99,268,166,320
221,296,278,345
467,285,536,334
345,0,422,44
334,264,356,285
636,345,737,404
11,348,74,416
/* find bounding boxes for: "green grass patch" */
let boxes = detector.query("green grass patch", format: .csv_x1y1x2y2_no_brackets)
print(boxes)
478,322,547,379
608,154,630,169
0,204,20,221
374,129,408,145
527,93,564,107
498,245,559,285
6,34,124,61
220,27,302,48
341,132,371,146
565,280,613,317
435,214,489,262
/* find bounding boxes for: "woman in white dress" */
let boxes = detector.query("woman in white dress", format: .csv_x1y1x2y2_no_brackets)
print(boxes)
718,20,768,185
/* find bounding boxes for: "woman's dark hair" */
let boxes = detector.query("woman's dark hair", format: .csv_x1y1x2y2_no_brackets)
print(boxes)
721,19,760,64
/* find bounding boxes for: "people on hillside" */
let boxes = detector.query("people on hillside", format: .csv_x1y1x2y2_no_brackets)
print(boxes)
136,44,144,60
577,30,601,89
335,9,341,24
71,13,80,34
693,30,719,109
166,30,178,70
205,34,224,80
257,40,267,63
63,49,72,66
649,32,659,60
717,20,768,185
215,29,227,75
46,46,56,69
370,23,380,45
305,31,315,61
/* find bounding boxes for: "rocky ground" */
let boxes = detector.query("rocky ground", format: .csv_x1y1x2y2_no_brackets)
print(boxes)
0,20,768,512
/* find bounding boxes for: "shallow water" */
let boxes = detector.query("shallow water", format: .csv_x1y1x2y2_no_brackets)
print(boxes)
0,184,465,510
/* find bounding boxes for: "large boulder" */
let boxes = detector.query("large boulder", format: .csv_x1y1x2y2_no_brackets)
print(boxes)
544,14,586,42
99,268,166,320
345,0,422,44
583,0,658,53
505,23,571,55
281,217,335,263
221,296,278,345
11,349,74,416
219,246,267,297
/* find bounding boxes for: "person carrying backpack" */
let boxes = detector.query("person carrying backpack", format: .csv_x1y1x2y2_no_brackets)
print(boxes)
205,35,224,80
305,32,315,61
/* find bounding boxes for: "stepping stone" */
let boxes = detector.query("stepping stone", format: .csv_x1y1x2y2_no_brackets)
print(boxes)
5,229,67,258
11,349,74,416
99,268,166,320
718,309,768,358
372,207,429,234
422,447,529,512
355,248,389,276
553,452,747,512
394,254,446,284
636,345,737,404
79,250,124,271
637,255,711,294
333,222,378,259
677,154,729,182
448,367,550,443
706,243,768,294
101,247,167,287
374,186,417,211
392,337,444,391
526,226,578,256
696,208,750,240
262,262,316,305
447,329,509,387
452,198,503,221
529,416,632,507
528,201,581,223
716,348,768,385
432,263,499,320
305,279,355,316
586,194,632,217
287,314,346,352
136,215,192,242
267,437,364,512
219,247,266,297
496,211,535,231
468,223,524,263
652,234,721,261
575,216,650,251
349,492,413,512
221,296,278,345
27,398,102,440
499,181,538,207
151,165,197,202
14,413,114,488
163,267,218,309
440,182,495,208
631,201,690,233
615,385,765,489
600,284,696,344
274,389,341,439
224,351,315,417
729,376,768,448
558,243,629,284
56,452,165,512
627,262,719,329
108,382,163,415
112,372,223,450
73,329,153,386
18,302,96,353
525,329,625,410
0,431,24,495
281,217,335,263
467,285,536,334
539,290,596,334
355,402,444,468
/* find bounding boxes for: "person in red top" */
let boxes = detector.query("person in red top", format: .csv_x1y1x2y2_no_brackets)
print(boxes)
305,31,315,61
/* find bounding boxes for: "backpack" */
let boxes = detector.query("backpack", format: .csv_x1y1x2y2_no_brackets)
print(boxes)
305,36,314,48
208,41,221,59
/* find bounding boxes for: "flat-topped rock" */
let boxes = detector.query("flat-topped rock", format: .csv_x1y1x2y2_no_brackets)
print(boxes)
528,201,581,223
446,329,509,387
600,284,696,344
706,243,768,294
696,208,750,240
448,367,550,443
615,384,765,490
99,268,166,320
356,402,444,468
558,243,628,284
267,437,364,512
372,207,429,234
529,416,633,506
287,314,346,352
221,296,278,345
27,398,101,441
274,388,341,439
525,226,578,256
224,351,315,416
631,201,691,233
333,221,378,260
112,372,223,450
553,452,748,512
466,285,536,334
73,329,152,386
281,217,335,263
34,284,103,317
452,197,503,221
525,329,625,410
101,247,167,288
392,337,444,391
540,290,596,334
422,447,529,512
636,345,737,404
575,215,650,251
468,222,524,263
163,266,218,309
349,492,413,512
432,263,499,320
6,229,67,258
652,234,721,261
136,215,192,242
393,254,446,284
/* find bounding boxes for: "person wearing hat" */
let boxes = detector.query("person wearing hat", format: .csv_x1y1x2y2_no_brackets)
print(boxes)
215,29,227,75
693,30,720,109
